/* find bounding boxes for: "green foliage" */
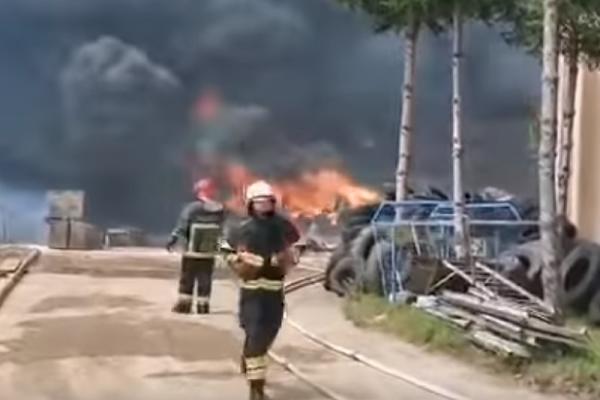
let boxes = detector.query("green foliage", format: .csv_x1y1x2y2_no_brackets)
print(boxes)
344,295,471,353
345,295,600,397
337,0,505,34
499,0,600,68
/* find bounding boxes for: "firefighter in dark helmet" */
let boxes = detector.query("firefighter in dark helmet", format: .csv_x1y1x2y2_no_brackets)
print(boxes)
225,180,300,400
167,178,225,314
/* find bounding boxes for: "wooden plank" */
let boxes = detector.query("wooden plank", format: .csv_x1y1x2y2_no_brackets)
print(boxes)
441,260,497,299
475,261,554,315
440,291,586,343
441,291,530,323
419,307,472,329
470,329,532,358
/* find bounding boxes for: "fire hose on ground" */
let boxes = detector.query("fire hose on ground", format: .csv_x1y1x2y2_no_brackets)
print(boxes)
278,268,473,400
0,247,471,400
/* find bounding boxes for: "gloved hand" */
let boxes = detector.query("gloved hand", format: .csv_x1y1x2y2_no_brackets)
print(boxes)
238,251,264,268
166,236,177,252
226,251,264,280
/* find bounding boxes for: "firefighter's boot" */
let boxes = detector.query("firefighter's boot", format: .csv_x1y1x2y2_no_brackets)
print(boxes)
249,379,266,400
197,300,210,314
171,297,192,314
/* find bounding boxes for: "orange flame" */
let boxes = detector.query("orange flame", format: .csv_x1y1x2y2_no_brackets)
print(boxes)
220,162,381,220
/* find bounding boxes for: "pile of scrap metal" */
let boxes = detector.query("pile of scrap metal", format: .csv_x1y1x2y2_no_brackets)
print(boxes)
323,185,537,298
415,289,589,359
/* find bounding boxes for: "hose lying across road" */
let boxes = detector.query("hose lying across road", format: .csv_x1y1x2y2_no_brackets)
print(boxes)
278,268,472,400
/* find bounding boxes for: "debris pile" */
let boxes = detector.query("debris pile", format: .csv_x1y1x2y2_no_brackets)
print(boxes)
416,291,589,358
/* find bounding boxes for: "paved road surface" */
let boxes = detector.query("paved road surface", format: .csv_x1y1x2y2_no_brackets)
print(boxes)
0,248,571,400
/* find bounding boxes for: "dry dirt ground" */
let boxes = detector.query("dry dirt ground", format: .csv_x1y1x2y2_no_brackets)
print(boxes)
0,248,572,400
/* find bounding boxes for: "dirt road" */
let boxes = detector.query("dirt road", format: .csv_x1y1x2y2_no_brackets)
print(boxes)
0,248,569,400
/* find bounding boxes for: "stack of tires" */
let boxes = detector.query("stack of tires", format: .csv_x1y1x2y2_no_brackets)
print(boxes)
498,238,600,325
325,222,379,297
324,200,383,296
325,219,413,297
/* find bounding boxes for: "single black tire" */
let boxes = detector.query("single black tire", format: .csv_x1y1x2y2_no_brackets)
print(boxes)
361,241,385,295
324,245,348,291
328,256,357,297
427,185,448,200
497,241,544,296
362,240,413,296
587,289,600,326
561,241,600,310
341,225,365,244
351,226,378,262
498,241,543,279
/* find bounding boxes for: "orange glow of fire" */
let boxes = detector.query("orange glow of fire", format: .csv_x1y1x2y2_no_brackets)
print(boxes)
221,163,381,219
194,89,222,122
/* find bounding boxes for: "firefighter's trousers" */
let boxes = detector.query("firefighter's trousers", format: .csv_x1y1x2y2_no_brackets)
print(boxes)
178,256,215,305
239,281,284,383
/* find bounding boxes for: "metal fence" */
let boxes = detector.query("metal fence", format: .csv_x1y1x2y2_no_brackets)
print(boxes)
369,201,539,302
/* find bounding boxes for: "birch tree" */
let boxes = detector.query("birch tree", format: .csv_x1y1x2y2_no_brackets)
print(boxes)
500,1,600,216
338,0,445,201
539,0,561,316
434,0,498,260
451,3,467,259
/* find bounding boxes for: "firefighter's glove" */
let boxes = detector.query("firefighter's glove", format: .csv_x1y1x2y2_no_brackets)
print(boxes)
166,235,177,252
238,251,264,268
224,251,263,268
226,251,264,280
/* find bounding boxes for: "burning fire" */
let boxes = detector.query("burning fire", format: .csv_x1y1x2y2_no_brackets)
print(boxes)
189,89,381,221
220,163,381,220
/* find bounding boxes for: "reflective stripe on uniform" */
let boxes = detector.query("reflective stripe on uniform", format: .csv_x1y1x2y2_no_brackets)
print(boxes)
245,356,267,380
178,293,193,301
241,278,283,291
196,296,209,305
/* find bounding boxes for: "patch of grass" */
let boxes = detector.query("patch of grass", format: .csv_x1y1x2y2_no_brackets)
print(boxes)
344,295,600,399
524,329,600,397
343,295,471,355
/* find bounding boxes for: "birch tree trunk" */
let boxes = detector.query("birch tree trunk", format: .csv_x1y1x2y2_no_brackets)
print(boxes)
396,19,419,201
556,45,578,216
452,5,467,261
540,0,562,317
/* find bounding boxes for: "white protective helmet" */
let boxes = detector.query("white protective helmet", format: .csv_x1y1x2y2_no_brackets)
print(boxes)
245,180,276,204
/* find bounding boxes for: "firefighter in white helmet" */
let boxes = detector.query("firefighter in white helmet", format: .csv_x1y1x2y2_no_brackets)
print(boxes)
225,180,300,400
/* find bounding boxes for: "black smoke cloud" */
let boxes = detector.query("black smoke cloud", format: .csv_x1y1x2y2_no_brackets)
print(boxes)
0,0,539,236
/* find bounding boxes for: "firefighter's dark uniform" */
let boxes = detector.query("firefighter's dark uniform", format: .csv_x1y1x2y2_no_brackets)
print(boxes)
227,212,300,399
169,199,225,314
